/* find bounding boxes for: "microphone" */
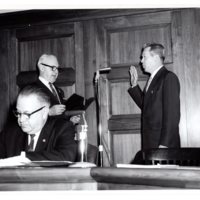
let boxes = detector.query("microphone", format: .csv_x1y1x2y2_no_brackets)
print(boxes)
98,67,111,74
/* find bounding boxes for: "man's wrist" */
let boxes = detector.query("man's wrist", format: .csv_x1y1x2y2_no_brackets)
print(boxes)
130,83,137,88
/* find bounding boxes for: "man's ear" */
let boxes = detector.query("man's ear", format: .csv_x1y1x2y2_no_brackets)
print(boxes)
38,63,44,72
42,106,50,119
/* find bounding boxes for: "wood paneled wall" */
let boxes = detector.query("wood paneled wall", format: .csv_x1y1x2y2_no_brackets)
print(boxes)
0,9,200,166
180,9,200,146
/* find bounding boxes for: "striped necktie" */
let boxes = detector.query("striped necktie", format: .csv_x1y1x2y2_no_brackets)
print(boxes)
49,83,61,104
27,134,36,152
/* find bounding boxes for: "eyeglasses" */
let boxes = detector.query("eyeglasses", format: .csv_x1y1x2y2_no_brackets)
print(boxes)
13,106,45,119
41,63,59,71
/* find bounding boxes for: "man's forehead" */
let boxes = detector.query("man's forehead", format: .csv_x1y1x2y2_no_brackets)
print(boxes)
143,47,153,56
17,94,40,107
44,56,58,65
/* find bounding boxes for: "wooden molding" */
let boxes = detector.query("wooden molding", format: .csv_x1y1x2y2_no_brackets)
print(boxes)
16,67,75,88
108,114,141,132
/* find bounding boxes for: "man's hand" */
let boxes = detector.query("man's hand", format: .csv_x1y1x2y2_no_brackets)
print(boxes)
49,104,66,116
129,65,138,87
70,115,81,125
0,152,31,167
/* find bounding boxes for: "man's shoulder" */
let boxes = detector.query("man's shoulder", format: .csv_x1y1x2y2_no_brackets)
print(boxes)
46,117,73,128
35,79,46,87
160,67,179,80
164,69,179,81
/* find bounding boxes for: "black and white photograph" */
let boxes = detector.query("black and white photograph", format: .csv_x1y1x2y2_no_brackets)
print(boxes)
0,0,200,199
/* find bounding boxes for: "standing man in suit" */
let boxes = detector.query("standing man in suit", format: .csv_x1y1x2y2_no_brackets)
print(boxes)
0,84,77,163
36,54,66,116
36,54,80,124
128,43,180,149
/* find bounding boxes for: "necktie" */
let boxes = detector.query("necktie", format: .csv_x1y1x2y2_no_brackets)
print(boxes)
49,83,61,104
146,76,153,92
27,134,36,152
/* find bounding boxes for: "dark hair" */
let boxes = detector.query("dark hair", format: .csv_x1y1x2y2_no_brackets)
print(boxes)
18,84,50,105
143,43,165,62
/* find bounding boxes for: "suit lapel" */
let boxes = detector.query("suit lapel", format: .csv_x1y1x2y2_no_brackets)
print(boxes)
36,79,60,104
35,118,54,151
143,67,167,110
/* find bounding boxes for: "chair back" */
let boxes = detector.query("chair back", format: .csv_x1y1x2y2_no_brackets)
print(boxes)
143,148,200,166
87,144,99,165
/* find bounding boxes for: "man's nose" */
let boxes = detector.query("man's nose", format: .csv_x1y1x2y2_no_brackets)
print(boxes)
54,70,58,75
18,114,27,122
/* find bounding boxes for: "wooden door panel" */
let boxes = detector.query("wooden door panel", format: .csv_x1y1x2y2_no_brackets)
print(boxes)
19,36,75,70
110,82,140,115
111,132,141,164
97,11,174,165
17,23,80,99
109,24,172,66
19,35,75,98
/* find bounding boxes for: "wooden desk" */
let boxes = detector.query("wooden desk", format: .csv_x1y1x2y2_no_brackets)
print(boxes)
91,167,200,189
0,167,97,190
1,166,200,190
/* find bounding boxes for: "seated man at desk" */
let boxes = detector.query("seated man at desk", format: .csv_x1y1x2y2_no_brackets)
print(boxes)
0,84,77,163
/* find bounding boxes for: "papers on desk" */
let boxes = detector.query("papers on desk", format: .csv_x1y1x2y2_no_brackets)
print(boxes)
68,162,96,168
0,160,74,168
25,161,74,167
116,164,180,169
0,152,74,168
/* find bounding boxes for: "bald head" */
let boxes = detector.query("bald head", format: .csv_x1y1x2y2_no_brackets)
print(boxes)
16,84,50,135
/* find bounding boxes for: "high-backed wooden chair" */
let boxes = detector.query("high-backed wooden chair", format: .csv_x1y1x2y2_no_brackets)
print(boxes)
143,148,200,166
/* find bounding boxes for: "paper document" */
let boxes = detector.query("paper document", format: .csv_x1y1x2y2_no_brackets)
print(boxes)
0,160,73,168
116,164,180,169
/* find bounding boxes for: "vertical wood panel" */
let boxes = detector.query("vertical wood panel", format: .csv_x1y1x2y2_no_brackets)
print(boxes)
181,9,200,146
112,132,141,164
0,30,10,130
96,19,111,166
83,20,98,147
171,11,187,147
74,22,85,96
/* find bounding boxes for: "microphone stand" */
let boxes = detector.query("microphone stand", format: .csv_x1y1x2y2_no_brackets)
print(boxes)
94,70,103,167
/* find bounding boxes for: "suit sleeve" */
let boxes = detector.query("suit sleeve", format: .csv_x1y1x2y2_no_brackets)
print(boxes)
159,73,180,147
0,130,6,158
26,120,77,161
128,85,143,109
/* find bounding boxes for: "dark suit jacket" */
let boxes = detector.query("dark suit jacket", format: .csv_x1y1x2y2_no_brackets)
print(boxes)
0,117,77,161
128,67,180,149
35,79,65,106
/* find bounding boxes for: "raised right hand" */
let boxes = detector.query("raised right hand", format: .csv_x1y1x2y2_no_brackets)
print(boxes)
129,65,138,87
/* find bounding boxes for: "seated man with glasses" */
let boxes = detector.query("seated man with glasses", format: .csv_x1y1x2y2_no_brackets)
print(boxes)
0,84,77,163
36,54,80,124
